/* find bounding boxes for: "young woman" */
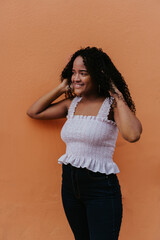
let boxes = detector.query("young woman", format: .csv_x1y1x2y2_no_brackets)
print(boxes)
27,46,142,240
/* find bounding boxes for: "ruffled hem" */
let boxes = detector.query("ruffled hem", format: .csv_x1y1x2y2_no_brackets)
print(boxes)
58,154,120,174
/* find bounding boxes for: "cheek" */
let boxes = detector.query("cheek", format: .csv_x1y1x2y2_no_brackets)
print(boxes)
71,76,74,82
87,79,95,88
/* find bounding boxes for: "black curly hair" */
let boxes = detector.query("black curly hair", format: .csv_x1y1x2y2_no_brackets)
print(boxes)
61,46,136,113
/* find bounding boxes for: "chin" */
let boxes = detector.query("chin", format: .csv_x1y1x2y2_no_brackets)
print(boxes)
74,89,83,96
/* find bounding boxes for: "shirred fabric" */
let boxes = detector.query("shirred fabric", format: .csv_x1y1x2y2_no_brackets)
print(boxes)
58,96,120,174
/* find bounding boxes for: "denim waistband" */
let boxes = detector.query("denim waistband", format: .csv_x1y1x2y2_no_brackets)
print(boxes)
63,163,116,178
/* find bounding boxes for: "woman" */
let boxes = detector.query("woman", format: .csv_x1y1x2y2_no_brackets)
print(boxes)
27,46,142,240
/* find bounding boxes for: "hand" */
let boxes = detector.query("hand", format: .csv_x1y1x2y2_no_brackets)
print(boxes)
109,82,122,97
109,82,126,108
60,79,73,94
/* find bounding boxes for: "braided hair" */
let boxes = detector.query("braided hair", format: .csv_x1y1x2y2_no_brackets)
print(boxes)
61,46,136,113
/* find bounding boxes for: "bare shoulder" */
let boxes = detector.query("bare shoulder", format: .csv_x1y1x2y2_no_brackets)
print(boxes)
64,98,73,110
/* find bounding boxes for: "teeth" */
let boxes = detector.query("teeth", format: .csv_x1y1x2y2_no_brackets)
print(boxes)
74,84,83,88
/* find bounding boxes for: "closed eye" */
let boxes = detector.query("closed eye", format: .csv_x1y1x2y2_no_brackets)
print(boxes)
81,72,88,76
72,72,88,76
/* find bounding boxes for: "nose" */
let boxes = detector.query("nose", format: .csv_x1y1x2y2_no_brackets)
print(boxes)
72,73,80,81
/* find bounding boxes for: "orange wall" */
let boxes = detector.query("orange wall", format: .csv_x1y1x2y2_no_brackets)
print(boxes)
0,1,160,239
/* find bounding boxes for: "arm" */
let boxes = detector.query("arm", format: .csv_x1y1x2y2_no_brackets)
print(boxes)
26,79,71,120
110,85,142,143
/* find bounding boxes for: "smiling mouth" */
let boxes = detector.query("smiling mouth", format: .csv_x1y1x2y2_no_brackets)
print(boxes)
74,83,84,88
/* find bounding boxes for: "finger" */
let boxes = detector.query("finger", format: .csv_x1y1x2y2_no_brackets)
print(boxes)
109,90,114,97
70,83,74,89
66,85,71,91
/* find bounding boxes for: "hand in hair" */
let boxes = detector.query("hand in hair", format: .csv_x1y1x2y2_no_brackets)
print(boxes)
109,82,124,100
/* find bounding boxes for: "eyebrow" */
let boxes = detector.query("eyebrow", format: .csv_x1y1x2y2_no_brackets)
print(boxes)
72,69,88,72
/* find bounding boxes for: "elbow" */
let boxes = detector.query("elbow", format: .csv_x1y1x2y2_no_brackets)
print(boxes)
125,130,142,143
120,120,143,143
123,126,143,143
26,111,37,119
128,134,141,143
26,110,43,119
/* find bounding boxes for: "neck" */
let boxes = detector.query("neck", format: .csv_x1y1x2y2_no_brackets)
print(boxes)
80,92,101,102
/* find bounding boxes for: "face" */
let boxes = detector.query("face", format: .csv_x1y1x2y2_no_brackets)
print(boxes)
71,56,97,97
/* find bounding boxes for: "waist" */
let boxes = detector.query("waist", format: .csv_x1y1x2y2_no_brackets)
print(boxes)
62,163,117,179
66,144,115,159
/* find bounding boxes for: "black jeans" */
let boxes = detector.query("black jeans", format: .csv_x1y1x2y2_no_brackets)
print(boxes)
61,163,123,240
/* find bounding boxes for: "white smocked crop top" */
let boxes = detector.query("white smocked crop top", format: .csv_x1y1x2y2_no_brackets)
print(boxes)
58,96,120,174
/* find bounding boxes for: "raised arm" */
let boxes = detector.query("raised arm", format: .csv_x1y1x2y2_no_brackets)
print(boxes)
26,79,72,120
110,84,142,143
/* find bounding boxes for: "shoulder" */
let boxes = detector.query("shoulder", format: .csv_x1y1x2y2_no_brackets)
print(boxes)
63,97,77,111
65,98,72,108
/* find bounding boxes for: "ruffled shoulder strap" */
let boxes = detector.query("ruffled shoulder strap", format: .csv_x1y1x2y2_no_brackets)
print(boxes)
67,96,82,118
97,96,114,119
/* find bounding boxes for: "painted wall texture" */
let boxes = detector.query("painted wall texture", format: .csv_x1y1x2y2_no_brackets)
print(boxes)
0,0,160,239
